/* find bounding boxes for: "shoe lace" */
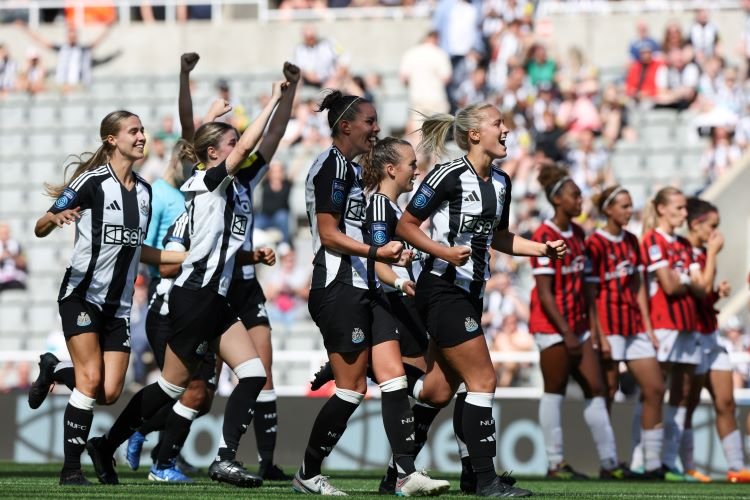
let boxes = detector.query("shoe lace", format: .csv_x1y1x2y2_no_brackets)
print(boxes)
315,475,339,494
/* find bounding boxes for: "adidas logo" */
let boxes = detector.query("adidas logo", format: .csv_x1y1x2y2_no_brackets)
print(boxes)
122,338,130,348
265,425,278,434
463,191,480,202
106,200,121,210
479,435,496,443
66,437,86,445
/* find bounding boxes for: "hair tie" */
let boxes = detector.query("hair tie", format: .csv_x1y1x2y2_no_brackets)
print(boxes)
331,96,360,131
548,176,570,199
602,186,626,209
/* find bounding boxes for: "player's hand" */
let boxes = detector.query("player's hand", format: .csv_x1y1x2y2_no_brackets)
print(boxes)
402,280,416,297
707,230,724,254
545,240,567,260
181,52,200,73
255,248,276,266
50,207,81,227
207,98,232,119
647,329,660,350
563,332,582,357
283,61,301,84
376,241,403,264
395,248,413,267
718,280,731,298
271,80,289,101
598,335,612,360
444,245,472,267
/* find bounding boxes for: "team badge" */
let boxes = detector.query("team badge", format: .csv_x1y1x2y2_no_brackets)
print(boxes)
537,256,551,266
352,327,365,344
648,244,662,261
76,312,91,327
412,184,434,209
257,304,268,318
497,185,506,209
196,341,208,356
332,180,346,206
372,222,388,246
465,317,479,333
54,187,77,210
139,198,150,217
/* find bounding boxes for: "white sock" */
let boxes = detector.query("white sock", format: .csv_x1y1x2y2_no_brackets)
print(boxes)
583,397,618,470
630,401,644,471
642,428,664,472
412,376,425,401
539,393,564,469
662,405,686,470
680,429,695,471
745,435,750,465
722,429,746,471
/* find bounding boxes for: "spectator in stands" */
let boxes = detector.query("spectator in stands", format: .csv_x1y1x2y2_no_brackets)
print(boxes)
490,313,534,388
534,109,567,165
293,24,341,88
486,18,523,92
399,30,452,137
531,82,559,133
697,55,726,111
687,8,721,67
629,19,660,61
484,271,530,331
599,82,634,148
557,46,597,87
435,0,481,109
721,316,749,389
64,1,117,25
137,133,169,183
700,125,742,185
17,19,117,93
625,43,664,104
558,77,602,139
263,243,311,330
211,78,249,131
0,43,17,96
662,20,688,53
499,64,532,124
525,43,555,88
129,274,149,386
710,66,745,118
566,129,611,197
455,64,489,108
0,222,27,293
256,161,293,244
16,47,46,95
655,48,699,111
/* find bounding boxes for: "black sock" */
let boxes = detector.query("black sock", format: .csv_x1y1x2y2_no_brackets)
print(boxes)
104,382,176,451
53,367,76,391
463,400,496,489
381,388,416,478
140,403,172,436
217,376,266,462
301,393,360,479
253,399,278,470
413,403,441,457
62,403,93,472
156,411,194,468
403,364,426,396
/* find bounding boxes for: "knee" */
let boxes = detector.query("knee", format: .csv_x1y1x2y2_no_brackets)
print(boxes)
642,381,666,405
98,385,124,405
75,368,102,395
715,396,736,417
465,366,498,394
421,386,454,408
181,382,209,411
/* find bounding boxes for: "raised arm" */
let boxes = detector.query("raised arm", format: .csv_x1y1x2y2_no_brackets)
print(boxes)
90,20,115,49
179,52,200,141
258,62,300,161
16,20,55,50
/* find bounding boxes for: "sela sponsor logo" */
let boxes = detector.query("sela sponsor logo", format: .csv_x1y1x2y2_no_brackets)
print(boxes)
412,184,434,209
371,222,388,245
103,224,145,247
465,317,479,333
345,198,366,222
604,261,635,281
231,214,248,236
459,214,498,235
352,327,365,344
54,187,77,210
76,312,91,327
561,255,586,275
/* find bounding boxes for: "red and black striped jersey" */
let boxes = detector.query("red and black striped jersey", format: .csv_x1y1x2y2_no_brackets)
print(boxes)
529,220,588,335
641,228,696,332
585,229,644,336
691,245,719,334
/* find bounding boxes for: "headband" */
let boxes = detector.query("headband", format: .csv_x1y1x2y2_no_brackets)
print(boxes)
331,96,361,131
602,186,626,208
548,176,571,199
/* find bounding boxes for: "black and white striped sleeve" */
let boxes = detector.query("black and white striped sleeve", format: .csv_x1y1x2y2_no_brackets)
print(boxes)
162,212,190,252
365,194,396,247
313,150,349,215
48,171,98,214
405,164,457,221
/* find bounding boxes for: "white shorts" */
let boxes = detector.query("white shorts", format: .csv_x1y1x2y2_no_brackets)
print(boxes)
655,329,701,365
606,333,657,361
695,331,732,375
534,331,591,352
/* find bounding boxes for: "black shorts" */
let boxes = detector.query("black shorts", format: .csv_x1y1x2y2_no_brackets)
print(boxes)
59,295,131,353
146,308,218,387
168,286,241,366
227,277,271,330
415,272,484,348
308,281,399,354
386,292,429,357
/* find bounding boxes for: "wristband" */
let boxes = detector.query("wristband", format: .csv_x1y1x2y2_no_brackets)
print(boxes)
679,272,691,285
368,245,378,261
688,262,701,273
394,278,406,293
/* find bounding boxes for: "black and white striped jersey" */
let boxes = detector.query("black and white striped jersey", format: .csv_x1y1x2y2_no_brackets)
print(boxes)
405,156,512,300
365,193,422,293
50,164,152,318
149,212,190,316
232,152,268,282
305,145,368,290
174,158,259,296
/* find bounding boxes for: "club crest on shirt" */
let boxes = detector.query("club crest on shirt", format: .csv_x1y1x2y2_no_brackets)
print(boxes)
332,180,346,206
497,185,506,208
648,244,662,261
412,184,434,209
76,312,91,327
54,187,77,210
372,222,388,245
196,341,208,355
352,327,365,344
465,317,479,333
139,198,150,217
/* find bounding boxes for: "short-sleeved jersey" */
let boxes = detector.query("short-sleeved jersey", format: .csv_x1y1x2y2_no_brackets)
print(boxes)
232,152,269,282
691,245,719,334
405,156,511,300
149,212,190,317
174,160,255,296
306,146,368,290
585,229,644,336
51,164,152,318
529,220,588,335
364,193,423,292
641,228,696,332
144,178,185,278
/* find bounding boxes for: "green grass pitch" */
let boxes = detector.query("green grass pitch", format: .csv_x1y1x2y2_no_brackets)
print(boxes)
0,464,748,498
